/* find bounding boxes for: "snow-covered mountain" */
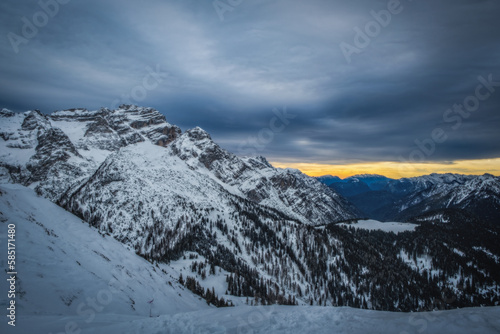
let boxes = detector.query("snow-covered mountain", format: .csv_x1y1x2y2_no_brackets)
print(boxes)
317,173,500,223
386,173,500,222
2,105,500,317
0,106,357,224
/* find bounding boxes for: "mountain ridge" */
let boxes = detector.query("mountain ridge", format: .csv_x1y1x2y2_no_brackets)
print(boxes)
1,105,358,225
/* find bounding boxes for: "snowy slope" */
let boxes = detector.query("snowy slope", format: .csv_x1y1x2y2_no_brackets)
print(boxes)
73,305,500,334
60,141,254,251
0,184,210,333
58,141,320,304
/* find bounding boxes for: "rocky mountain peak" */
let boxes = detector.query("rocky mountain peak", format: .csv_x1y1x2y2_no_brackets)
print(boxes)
22,110,51,131
242,156,273,170
184,126,212,141
0,108,14,117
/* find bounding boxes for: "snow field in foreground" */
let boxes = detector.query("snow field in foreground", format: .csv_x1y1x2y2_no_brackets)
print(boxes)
17,305,500,334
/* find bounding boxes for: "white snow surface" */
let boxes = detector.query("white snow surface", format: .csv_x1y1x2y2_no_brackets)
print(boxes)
17,305,500,334
1,184,499,334
339,219,418,234
0,184,209,333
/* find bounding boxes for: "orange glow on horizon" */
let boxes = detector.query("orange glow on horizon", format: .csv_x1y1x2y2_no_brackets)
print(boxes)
270,158,500,179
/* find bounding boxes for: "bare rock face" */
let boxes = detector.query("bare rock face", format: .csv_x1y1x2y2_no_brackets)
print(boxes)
21,110,51,131
151,125,182,147
27,127,81,182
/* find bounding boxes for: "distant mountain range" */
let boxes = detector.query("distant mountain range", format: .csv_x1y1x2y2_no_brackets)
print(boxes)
316,173,500,224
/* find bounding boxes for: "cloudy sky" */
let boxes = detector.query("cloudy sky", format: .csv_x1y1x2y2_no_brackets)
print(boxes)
1,0,499,177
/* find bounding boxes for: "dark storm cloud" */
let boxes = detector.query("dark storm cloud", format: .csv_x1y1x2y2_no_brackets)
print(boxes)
1,0,499,164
